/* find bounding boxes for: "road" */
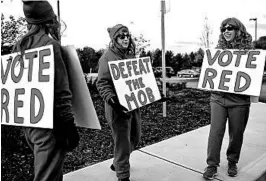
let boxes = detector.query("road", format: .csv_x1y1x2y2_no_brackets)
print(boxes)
162,76,266,103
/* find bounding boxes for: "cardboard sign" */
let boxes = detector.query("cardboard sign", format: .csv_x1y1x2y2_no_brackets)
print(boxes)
62,45,101,129
198,49,266,96
108,57,161,111
1,45,54,128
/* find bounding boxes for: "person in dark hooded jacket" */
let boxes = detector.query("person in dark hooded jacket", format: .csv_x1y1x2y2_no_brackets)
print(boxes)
203,17,253,180
96,24,141,181
254,36,266,103
12,1,79,181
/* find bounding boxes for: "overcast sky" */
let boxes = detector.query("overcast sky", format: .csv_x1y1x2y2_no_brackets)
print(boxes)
1,0,266,53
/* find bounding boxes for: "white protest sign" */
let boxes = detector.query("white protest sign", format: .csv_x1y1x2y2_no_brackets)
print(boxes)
62,45,101,129
198,49,266,96
108,57,161,111
1,45,54,128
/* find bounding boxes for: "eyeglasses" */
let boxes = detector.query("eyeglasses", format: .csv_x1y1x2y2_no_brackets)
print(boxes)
221,26,235,32
117,33,130,40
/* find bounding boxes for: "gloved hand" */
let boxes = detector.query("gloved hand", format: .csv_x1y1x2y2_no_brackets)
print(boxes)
64,121,80,151
108,96,129,116
54,120,80,152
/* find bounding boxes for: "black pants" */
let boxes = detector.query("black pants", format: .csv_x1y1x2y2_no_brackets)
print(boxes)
207,102,250,167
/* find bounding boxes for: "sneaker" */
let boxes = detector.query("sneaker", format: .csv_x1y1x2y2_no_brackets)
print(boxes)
110,164,115,171
118,177,130,181
227,162,237,177
203,166,218,180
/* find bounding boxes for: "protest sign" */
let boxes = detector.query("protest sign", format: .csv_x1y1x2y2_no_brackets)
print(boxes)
62,45,101,129
198,49,266,96
108,57,161,111
1,45,54,128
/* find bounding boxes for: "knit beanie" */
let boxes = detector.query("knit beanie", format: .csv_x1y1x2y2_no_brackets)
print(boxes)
107,24,128,40
23,0,56,24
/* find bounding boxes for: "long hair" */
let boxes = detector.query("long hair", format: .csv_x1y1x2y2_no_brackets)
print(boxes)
13,17,61,56
217,17,253,50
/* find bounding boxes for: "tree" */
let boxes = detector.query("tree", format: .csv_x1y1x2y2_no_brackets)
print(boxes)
77,47,98,73
165,50,174,67
152,49,162,67
132,34,150,57
182,53,192,69
146,50,152,59
172,53,183,72
139,49,147,58
189,52,196,63
253,36,266,50
1,14,27,55
194,48,204,67
143,50,152,60
199,16,213,48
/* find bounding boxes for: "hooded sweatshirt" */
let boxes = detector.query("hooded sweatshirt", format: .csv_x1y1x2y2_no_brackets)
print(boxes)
97,24,135,102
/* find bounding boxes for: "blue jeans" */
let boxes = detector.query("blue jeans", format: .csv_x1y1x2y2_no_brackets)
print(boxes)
207,102,250,167
24,127,66,181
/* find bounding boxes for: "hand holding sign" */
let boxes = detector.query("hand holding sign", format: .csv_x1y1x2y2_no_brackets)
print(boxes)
108,96,129,117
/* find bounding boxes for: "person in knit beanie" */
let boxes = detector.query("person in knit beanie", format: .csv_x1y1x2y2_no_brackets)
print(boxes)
203,17,252,180
13,1,79,181
107,24,136,58
96,24,141,181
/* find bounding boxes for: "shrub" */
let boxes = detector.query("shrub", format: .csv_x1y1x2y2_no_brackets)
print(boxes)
156,79,187,92
1,126,28,152
167,82,187,90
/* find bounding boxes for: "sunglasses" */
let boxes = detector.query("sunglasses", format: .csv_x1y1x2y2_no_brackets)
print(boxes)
221,26,235,32
117,33,130,40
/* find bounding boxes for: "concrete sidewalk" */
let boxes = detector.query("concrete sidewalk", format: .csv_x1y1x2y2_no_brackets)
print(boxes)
64,103,266,181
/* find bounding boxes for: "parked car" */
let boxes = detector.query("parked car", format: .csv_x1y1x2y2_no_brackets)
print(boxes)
177,69,200,78
153,67,175,78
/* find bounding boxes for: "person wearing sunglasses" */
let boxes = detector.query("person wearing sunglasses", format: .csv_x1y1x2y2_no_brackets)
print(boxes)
203,17,253,180
96,24,140,181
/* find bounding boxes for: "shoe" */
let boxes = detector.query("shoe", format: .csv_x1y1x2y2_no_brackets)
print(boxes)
118,177,130,181
110,164,115,171
227,162,237,177
203,166,217,180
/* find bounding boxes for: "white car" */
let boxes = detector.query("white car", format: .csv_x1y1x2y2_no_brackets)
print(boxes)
177,69,200,78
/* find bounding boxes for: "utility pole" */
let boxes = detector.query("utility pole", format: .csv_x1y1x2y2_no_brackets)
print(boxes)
161,0,166,117
249,18,257,41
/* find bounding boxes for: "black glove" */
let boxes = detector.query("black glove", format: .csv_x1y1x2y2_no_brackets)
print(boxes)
54,120,80,152
108,96,129,116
